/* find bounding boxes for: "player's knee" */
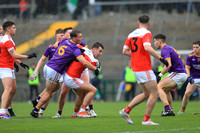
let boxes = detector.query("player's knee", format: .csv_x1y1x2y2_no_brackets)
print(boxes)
91,87,97,94
185,91,192,98
10,88,16,95
144,92,150,98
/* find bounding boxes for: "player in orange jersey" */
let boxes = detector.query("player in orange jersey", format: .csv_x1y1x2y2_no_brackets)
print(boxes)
119,15,168,125
0,21,36,119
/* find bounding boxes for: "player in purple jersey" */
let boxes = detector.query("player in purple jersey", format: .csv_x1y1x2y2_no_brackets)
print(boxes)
52,28,97,118
153,34,187,116
178,41,200,114
29,28,64,115
30,30,98,118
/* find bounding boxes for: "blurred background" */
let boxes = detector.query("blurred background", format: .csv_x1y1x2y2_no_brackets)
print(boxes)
0,0,200,102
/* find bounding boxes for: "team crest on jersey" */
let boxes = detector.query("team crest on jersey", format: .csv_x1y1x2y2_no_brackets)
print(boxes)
197,58,200,62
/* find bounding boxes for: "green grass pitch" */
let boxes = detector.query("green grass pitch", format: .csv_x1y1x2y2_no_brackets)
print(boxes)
0,101,199,133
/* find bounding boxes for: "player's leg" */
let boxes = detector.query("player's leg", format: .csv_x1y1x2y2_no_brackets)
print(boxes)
39,91,56,117
52,83,70,118
8,78,17,117
178,83,198,114
158,76,176,116
31,80,60,118
80,72,97,117
142,80,159,125
77,82,97,115
119,83,150,124
166,92,173,109
0,77,15,119
31,88,46,108
71,89,84,117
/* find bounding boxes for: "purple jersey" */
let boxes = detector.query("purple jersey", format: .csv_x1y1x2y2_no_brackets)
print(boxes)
161,45,186,73
43,42,58,60
46,39,82,74
80,40,87,47
186,52,200,78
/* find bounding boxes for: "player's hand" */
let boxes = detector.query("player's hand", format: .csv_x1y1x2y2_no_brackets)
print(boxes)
155,72,161,83
20,62,29,69
28,53,37,59
156,75,161,83
160,57,168,67
94,68,100,76
14,63,19,72
188,76,194,84
29,71,38,81
96,59,101,68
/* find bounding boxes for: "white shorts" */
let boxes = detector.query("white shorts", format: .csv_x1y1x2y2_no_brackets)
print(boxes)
168,72,187,86
190,78,200,87
63,73,84,89
43,65,62,84
133,70,156,84
0,68,16,79
82,68,88,76
59,75,64,83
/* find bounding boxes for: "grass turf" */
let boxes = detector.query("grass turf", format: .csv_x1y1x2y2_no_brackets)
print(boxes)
0,101,199,133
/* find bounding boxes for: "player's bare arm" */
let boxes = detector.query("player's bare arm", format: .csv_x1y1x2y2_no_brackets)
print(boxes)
185,66,191,78
35,56,46,72
160,59,171,75
144,45,160,59
77,56,97,71
9,48,29,59
122,48,131,57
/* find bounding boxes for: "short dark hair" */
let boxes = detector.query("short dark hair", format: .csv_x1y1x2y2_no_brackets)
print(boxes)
64,27,73,33
70,30,81,38
3,21,15,31
138,15,149,24
55,28,64,35
92,42,104,49
193,41,200,46
153,34,166,42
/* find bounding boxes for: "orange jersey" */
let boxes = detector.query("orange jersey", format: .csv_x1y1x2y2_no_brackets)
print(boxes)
0,35,16,69
66,48,97,78
124,28,152,71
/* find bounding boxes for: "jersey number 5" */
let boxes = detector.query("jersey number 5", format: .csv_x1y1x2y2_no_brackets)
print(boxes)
130,38,138,52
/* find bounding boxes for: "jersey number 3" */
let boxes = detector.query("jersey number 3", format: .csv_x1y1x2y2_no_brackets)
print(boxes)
130,38,138,52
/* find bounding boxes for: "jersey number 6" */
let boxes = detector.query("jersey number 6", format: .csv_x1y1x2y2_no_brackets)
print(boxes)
58,45,67,55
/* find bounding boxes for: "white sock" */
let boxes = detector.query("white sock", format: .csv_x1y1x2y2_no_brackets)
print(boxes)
79,108,85,112
0,109,8,113
39,109,45,114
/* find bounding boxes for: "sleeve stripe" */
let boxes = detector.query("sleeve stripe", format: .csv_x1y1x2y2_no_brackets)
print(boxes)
42,55,47,58
143,42,151,46
76,55,83,59
185,65,190,68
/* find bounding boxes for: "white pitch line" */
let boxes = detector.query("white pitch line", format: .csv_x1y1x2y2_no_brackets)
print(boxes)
117,127,200,133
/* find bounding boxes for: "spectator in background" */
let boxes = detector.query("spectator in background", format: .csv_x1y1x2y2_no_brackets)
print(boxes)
18,0,29,19
33,0,44,18
27,63,40,103
72,0,88,20
122,60,136,101
194,2,200,17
